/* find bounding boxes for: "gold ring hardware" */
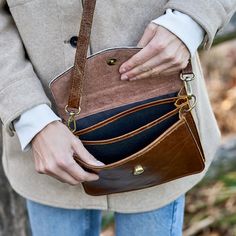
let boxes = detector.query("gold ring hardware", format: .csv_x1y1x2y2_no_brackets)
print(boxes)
175,95,197,114
185,94,197,112
174,96,189,108
133,165,145,176
107,58,117,66
65,105,81,133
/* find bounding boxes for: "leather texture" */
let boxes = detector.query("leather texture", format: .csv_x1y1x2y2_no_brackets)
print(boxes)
74,111,205,196
67,0,96,111
49,0,205,196
50,48,183,121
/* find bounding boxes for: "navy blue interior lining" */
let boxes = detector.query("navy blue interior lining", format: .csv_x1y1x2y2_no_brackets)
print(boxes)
77,92,178,140
83,113,179,164
75,92,178,130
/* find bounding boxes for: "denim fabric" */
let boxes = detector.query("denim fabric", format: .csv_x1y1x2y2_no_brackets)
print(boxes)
26,195,185,236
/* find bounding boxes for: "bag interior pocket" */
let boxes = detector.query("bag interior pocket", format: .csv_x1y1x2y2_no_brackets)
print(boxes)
81,109,179,165
76,92,178,141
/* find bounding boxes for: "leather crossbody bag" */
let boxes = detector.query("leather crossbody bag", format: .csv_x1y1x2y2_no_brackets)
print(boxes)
49,0,205,196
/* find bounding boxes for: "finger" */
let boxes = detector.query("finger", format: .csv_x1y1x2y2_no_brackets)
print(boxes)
129,62,173,81
120,36,184,80
137,23,158,48
121,51,169,80
47,167,81,185
36,151,98,183
33,144,85,184
59,158,100,182
119,33,163,75
127,43,190,81
33,151,81,185
72,138,104,166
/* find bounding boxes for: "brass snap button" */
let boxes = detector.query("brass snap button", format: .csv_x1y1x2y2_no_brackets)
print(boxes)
107,58,117,66
133,165,144,176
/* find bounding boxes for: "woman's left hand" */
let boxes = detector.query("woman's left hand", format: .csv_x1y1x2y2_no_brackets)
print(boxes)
119,24,190,81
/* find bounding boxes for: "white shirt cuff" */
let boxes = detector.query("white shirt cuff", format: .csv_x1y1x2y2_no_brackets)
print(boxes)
13,104,61,152
152,9,204,57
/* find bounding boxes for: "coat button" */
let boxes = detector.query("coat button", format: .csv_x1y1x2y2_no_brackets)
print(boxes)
69,36,78,48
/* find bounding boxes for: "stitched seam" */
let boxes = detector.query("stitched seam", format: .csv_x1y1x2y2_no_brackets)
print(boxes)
170,199,177,236
1,128,9,176
78,88,180,119
75,120,184,170
81,109,179,145
183,117,205,164
164,4,214,47
0,78,25,95
2,100,51,129
77,115,204,184
85,210,90,235
164,4,214,34
75,97,178,135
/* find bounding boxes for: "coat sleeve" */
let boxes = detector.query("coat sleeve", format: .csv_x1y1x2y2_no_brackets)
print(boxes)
0,1,51,136
164,0,236,48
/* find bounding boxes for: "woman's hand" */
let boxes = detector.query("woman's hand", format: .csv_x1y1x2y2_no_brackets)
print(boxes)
119,24,190,81
32,120,104,185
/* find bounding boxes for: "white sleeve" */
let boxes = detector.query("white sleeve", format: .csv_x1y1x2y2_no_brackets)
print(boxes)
151,9,205,57
13,104,61,152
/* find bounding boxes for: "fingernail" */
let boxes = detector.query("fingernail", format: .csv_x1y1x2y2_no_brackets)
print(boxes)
91,175,99,181
94,175,99,180
121,74,129,80
120,67,127,73
96,160,105,166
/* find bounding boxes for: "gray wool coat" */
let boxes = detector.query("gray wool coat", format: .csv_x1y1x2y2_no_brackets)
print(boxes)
1,0,236,212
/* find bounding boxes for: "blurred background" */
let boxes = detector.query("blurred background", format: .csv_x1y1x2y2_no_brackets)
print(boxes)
1,15,236,236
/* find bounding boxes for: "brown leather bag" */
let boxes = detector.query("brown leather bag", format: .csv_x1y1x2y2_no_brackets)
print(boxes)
49,0,205,196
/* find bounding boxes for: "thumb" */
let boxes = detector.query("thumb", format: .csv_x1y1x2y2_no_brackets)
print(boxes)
72,138,105,166
137,22,158,48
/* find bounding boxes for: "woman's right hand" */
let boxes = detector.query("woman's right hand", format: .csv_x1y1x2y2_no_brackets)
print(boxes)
31,120,104,185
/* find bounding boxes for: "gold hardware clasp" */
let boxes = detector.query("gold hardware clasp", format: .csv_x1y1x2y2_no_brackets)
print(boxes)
180,73,195,98
107,58,117,66
175,95,196,113
174,96,189,108
133,165,144,176
65,105,81,133
185,94,196,112
179,72,197,112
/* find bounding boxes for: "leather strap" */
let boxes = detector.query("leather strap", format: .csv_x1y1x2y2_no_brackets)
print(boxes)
182,62,193,75
67,0,193,111
67,0,97,112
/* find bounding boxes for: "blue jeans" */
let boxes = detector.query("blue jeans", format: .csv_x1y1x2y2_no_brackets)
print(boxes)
26,195,185,236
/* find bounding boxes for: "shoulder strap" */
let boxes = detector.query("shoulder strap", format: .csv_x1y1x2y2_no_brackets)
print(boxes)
67,0,96,113
66,0,193,112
